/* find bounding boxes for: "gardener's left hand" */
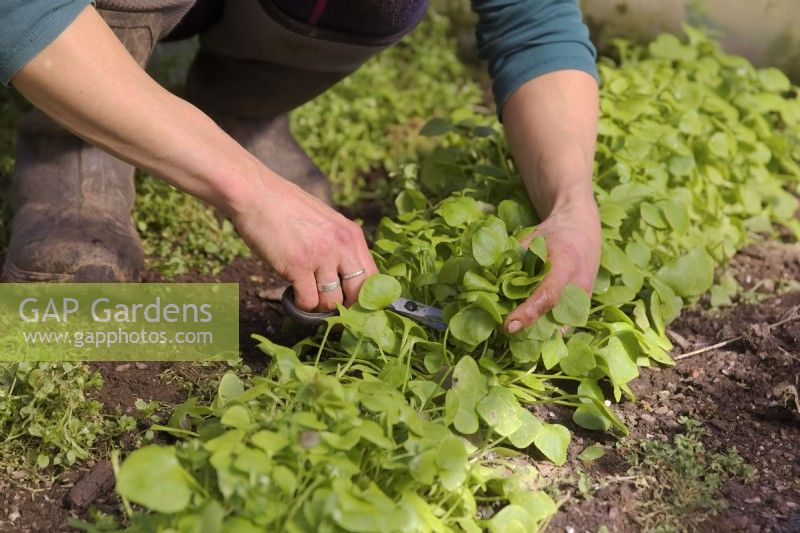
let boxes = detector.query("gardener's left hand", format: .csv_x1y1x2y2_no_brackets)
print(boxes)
505,198,601,333
499,70,601,334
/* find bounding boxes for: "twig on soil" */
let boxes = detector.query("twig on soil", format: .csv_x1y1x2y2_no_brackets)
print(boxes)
666,329,692,351
674,305,800,361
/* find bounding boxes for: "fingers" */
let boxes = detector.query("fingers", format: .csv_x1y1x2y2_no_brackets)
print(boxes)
299,220,374,311
505,253,575,334
291,271,319,312
316,267,344,311
341,224,379,305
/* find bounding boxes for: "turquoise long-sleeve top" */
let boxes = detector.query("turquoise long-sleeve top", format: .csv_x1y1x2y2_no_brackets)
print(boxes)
0,0,597,114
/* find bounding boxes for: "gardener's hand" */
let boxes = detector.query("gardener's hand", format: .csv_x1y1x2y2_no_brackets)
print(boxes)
232,175,379,312
505,198,601,333
12,6,377,312
500,70,601,333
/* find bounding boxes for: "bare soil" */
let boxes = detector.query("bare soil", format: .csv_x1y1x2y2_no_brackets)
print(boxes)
1,241,799,532
548,242,800,533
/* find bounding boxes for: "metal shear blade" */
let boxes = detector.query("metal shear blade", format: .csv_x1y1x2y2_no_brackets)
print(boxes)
281,287,446,332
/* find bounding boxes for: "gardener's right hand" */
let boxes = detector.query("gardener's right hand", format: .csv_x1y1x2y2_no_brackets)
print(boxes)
231,172,379,312
11,5,377,311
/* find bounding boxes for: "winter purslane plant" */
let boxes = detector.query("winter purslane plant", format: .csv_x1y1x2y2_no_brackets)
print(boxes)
105,29,799,532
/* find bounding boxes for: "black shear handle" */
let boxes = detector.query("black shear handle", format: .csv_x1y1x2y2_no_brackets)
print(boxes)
281,286,338,328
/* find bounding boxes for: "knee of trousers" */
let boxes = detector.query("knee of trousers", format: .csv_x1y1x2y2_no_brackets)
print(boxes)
94,0,197,66
199,0,428,75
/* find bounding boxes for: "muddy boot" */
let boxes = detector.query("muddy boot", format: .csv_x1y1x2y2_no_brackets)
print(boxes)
1,10,164,282
184,0,426,205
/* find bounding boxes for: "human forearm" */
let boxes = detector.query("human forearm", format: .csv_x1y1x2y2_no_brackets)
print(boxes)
11,5,378,311
11,6,266,217
502,70,599,217
501,70,601,333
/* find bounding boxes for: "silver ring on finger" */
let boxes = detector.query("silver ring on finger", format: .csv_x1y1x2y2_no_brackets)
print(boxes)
341,268,366,281
317,280,341,293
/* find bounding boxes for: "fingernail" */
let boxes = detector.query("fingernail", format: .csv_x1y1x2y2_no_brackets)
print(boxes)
507,320,521,333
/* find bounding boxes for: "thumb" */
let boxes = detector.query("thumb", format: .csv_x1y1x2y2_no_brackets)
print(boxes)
504,261,573,333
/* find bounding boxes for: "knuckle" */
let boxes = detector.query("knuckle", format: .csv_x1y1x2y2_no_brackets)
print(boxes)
521,305,538,322
332,226,352,246
349,222,365,238
536,287,561,311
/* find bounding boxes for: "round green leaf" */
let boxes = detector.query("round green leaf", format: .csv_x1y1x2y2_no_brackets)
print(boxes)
477,386,523,437
508,491,557,523
488,504,537,533
572,403,611,431
552,285,591,327
449,306,497,346
221,405,251,429
497,200,535,233
358,274,402,310
116,446,192,513
578,444,606,462
437,196,483,227
471,216,509,267
532,423,570,465
508,409,543,449
656,247,715,298
420,117,452,136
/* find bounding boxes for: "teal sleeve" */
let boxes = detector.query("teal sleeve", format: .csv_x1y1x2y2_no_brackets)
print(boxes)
471,0,598,118
0,0,93,86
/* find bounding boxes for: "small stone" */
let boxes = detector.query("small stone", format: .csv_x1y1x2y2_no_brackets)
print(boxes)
115,363,131,372
248,275,264,283
135,363,147,370
663,418,680,430
257,286,289,301
654,406,669,416
640,413,657,425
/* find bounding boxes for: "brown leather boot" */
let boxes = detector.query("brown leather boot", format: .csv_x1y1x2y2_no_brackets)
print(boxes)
2,10,164,282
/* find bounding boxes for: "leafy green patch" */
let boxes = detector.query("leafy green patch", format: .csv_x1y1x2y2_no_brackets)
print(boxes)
108,27,799,533
133,176,250,276
0,362,135,474
291,12,484,206
621,418,755,530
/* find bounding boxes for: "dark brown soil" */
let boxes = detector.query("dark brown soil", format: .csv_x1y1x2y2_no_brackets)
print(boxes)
0,256,291,533
548,242,800,533
1,242,799,532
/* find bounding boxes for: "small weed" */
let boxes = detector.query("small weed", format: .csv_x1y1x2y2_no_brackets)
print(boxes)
133,175,250,276
620,417,755,531
0,362,136,477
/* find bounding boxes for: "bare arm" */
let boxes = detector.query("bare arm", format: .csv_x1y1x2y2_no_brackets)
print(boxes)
11,5,377,310
501,70,601,333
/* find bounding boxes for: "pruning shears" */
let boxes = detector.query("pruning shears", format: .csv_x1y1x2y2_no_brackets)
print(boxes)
281,287,447,332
